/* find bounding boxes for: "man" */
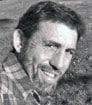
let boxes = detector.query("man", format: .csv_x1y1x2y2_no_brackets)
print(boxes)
0,1,85,105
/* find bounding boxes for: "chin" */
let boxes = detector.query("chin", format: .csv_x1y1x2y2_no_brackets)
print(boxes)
30,65,60,96
32,76,58,96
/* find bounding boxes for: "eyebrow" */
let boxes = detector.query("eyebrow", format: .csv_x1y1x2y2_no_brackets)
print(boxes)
43,40,61,48
66,48,76,53
43,40,76,51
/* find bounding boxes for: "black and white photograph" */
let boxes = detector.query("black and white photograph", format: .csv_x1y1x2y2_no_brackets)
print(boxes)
0,0,92,105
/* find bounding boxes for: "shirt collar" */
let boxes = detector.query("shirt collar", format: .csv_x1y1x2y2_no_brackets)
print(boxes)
2,52,53,105
2,52,33,98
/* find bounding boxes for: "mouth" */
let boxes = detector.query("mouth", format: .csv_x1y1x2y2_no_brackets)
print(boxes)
43,71,56,78
37,64,62,84
37,64,63,87
39,65,61,80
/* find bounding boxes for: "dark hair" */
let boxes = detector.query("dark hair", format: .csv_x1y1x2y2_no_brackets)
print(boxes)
16,1,85,40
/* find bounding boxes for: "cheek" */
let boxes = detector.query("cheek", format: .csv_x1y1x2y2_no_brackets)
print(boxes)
34,47,53,63
64,56,72,69
25,45,54,67
61,58,72,75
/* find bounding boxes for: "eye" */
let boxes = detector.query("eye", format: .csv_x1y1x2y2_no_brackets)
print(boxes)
45,44,56,49
66,49,75,55
43,41,60,50
69,50,75,55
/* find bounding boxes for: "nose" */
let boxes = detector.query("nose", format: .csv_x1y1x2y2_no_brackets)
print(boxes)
49,49,64,70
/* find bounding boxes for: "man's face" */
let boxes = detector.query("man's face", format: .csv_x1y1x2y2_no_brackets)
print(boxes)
20,21,78,94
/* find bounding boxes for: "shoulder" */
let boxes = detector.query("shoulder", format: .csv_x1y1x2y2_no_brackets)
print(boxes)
0,69,12,94
0,61,15,94
0,68,25,105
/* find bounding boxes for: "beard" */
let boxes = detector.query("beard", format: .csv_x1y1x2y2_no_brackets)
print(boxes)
19,60,57,97
30,69,57,97
17,54,58,97
30,69,58,97
31,62,60,97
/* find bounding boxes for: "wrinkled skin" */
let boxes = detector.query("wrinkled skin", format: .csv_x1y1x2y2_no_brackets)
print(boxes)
19,21,78,95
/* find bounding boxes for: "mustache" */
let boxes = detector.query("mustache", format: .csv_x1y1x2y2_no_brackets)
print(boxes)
38,64,62,75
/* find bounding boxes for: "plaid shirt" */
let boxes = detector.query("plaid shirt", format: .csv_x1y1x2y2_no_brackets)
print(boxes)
0,52,53,105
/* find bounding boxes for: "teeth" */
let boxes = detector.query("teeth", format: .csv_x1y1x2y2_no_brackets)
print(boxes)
44,71,55,78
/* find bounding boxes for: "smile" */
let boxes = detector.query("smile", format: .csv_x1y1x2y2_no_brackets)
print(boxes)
40,66,59,79
38,65,62,83
44,71,56,78
37,65,62,84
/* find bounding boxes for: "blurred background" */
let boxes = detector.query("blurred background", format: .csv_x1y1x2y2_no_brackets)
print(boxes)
0,0,92,105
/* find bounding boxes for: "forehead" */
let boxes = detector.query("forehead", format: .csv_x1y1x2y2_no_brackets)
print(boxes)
31,21,78,48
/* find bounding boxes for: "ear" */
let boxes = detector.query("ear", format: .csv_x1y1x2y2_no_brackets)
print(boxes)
13,29,23,53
